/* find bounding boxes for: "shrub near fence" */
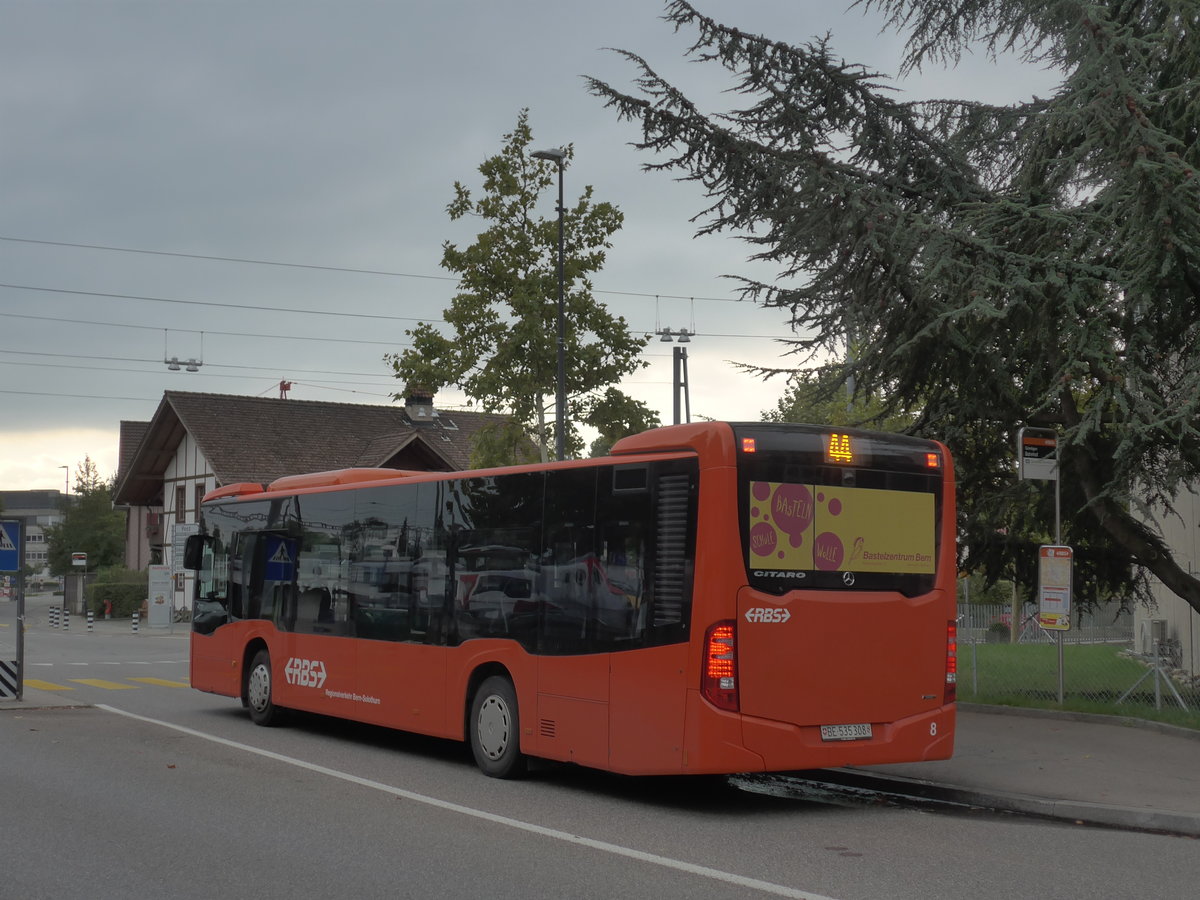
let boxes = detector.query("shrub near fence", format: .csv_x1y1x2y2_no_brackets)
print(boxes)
85,566,148,618
956,603,1200,730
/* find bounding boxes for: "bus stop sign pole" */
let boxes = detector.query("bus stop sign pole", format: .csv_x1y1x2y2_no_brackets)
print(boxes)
1018,427,1068,703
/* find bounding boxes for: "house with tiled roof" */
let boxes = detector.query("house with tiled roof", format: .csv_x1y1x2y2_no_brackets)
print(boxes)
112,389,512,609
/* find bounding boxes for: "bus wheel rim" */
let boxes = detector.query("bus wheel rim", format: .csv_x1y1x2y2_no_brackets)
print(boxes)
248,664,270,712
477,695,510,761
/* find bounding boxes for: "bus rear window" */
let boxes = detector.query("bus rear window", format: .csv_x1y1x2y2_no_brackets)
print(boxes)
735,426,942,597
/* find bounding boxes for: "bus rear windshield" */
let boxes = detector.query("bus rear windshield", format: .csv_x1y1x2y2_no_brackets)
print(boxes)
735,425,943,597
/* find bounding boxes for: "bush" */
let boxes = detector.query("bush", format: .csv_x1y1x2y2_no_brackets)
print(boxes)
986,621,1011,643
87,566,149,618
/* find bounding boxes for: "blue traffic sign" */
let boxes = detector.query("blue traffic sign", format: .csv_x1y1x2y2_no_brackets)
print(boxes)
0,520,20,572
264,536,296,582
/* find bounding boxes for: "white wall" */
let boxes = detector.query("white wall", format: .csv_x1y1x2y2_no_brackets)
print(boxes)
163,431,215,612
1135,486,1200,675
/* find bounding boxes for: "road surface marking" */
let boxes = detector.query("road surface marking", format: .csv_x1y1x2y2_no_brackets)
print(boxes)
98,705,839,900
24,679,73,691
128,677,190,688
69,678,137,690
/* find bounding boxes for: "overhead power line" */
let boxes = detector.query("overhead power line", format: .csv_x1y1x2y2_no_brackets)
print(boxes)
0,290,788,340
0,281,439,324
0,310,412,348
0,234,747,304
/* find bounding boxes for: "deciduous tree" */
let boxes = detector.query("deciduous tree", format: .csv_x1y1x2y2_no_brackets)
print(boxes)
387,110,656,465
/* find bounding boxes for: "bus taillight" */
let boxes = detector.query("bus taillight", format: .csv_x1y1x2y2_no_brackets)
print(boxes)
702,620,739,712
945,620,958,704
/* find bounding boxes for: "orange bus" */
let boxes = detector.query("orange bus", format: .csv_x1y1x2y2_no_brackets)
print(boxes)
185,421,957,777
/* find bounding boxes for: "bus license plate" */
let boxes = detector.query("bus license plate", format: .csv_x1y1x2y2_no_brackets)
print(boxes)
820,723,873,742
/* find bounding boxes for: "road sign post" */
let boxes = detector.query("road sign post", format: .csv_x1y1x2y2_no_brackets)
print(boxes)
1,520,25,701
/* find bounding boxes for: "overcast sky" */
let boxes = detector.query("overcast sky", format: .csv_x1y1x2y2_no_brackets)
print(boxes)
0,1,1057,492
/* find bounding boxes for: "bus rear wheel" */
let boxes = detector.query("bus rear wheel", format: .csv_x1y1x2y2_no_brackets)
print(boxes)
246,649,287,726
469,675,526,778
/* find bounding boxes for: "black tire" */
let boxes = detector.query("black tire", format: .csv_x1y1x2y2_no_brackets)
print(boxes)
245,649,287,726
469,675,526,778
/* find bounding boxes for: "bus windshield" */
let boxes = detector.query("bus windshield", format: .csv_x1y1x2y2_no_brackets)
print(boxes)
735,424,943,597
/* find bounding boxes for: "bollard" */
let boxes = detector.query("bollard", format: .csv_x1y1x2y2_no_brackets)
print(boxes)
49,607,58,628
62,607,69,631
87,610,94,632
132,611,139,634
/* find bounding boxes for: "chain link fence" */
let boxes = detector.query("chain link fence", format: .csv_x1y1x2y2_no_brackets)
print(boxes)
956,602,1200,726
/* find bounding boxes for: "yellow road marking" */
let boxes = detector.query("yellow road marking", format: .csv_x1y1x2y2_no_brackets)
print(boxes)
128,677,190,688
69,678,137,690
24,679,74,691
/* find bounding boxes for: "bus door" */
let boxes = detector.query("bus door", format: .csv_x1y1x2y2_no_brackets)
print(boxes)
535,472,610,769
270,532,358,716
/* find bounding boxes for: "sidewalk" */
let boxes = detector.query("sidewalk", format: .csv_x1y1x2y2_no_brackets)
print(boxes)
846,704,1200,837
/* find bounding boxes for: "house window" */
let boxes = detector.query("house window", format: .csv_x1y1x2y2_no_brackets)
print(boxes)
176,485,187,524
195,483,206,517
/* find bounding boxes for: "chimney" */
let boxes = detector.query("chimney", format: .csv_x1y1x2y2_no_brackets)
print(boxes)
404,385,437,422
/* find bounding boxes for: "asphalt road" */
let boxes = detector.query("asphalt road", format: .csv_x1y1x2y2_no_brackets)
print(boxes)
3,598,1197,899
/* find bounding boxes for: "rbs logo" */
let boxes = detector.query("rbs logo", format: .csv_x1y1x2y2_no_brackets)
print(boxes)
744,607,792,624
284,657,327,689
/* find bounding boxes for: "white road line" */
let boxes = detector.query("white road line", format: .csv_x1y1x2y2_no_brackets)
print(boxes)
96,705,837,900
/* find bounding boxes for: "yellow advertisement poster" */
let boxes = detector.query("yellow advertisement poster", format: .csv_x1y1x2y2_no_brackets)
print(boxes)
748,482,935,574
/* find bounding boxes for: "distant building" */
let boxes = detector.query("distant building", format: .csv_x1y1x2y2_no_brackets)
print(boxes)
111,389,514,611
0,489,65,585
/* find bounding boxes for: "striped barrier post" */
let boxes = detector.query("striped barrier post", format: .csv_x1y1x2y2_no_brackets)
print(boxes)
62,608,69,631
49,606,59,628
132,611,139,634
0,660,18,699
87,610,94,632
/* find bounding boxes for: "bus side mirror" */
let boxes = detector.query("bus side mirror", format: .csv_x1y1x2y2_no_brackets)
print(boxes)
183,533,207,571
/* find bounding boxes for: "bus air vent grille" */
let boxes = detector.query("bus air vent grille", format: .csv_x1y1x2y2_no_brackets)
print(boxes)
539,719,557,738
653,473,691,626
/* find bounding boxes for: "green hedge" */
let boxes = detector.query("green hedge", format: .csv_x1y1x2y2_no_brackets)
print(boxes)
86,566,149,618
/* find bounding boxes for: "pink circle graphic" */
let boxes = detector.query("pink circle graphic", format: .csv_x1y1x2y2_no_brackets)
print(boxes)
752,482,772,501
827,498,842,516
749,522,778,557
770,484,814,544
813,532,844,570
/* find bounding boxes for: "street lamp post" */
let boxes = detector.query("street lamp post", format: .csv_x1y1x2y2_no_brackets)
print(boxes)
531,147,567,461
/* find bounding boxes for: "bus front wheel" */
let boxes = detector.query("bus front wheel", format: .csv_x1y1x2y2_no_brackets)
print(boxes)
246,649,287,727
469,675,527,779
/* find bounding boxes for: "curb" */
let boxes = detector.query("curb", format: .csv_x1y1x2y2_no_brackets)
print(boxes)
825,768,1200,838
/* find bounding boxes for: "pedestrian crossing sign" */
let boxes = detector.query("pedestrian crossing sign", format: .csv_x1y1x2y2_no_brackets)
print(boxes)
0,520,20,572
264,536,296,582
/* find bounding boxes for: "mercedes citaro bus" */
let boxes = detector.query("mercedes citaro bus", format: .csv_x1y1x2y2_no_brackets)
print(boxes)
185,421,957,777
